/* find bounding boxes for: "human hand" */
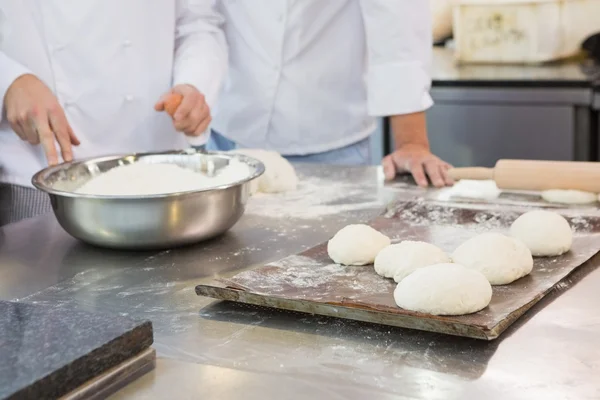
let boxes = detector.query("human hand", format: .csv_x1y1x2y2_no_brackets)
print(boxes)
154,84,211,137
382,143,454,188
5,74,80,165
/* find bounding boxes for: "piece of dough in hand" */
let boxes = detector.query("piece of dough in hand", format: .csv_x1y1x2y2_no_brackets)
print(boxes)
232,149,298,194
328,224,390,266
374,241,451,282
510,210,572,257
541,189,597,205
394,263,492,316
452,232,533,285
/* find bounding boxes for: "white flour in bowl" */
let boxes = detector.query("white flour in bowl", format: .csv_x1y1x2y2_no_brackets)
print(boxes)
75,159,251,196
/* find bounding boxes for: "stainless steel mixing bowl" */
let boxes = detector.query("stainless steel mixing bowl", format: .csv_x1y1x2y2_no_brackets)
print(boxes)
32,150,264,250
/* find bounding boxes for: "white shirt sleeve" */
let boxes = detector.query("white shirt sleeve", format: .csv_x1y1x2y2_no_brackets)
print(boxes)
172,0,228,111
0,52,31,123
359,0,434,117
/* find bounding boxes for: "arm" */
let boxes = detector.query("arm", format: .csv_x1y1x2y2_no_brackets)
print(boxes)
359,1,452,187
0,52,31,123
173,0,227,112
156,0,228,143
358,0,433,118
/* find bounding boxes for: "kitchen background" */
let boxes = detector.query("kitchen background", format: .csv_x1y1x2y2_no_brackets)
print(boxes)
369,0,600,167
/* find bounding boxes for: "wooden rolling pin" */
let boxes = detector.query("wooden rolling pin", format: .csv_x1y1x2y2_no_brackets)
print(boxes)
447,159,600,193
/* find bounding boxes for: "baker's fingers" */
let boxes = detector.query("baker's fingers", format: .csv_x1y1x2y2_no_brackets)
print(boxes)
176,105,202,132
424,160,445,188
176,98,208,132
441,163,454,186
154,93,170,112
49,111,74,162
192,114,212,137
22,116,41,145
410,161,429,188
10,120,29,142
33,116,59,165
173,92,199,122
68,124,81,146
382,155,396,181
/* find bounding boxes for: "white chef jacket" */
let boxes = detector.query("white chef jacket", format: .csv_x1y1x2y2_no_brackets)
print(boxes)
0,0,227,188
213,0,433,155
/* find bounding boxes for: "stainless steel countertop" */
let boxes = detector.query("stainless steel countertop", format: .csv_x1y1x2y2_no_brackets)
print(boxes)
1,165,599,400
432,46,596,86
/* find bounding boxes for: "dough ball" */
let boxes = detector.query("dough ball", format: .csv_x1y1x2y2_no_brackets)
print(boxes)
327,224,390,266
510,210,573,257
541,189,597,205
373,241,451,282
394,263,492,316
451,233,533,285
232,149,298,194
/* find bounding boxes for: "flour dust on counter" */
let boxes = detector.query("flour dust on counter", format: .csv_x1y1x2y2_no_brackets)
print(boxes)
245,173,384,220
225,255,392,300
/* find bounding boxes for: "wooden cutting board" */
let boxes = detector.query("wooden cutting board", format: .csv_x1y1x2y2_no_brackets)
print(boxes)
196,200,600,340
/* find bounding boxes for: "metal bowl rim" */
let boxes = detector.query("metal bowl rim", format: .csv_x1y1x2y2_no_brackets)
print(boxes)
31,150,265,200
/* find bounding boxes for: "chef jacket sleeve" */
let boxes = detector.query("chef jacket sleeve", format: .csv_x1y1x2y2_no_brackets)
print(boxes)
173,0,228,111
0,52,31,123
358,0,434,117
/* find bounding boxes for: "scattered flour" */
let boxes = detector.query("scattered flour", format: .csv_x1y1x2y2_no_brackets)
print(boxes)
245,175,384,219
229,255,392,299
76,159,251,196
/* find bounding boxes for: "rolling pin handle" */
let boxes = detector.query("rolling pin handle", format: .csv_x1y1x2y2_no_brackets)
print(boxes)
447,167,494,181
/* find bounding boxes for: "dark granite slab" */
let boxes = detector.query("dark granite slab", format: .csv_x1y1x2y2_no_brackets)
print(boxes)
0,301,153,400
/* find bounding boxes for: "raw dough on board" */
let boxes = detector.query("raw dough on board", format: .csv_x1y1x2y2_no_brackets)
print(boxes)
327,224,391,266
394,263,492,316
510,210,573,257
451,232,533,285
374,241,451,282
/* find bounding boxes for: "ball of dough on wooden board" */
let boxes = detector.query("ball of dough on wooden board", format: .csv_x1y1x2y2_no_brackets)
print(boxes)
394,263,492,316
510,210,573,257
327,224,390,266
231,149,298,194
451,233,533,285
541,189,597,205
374,241,451,282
